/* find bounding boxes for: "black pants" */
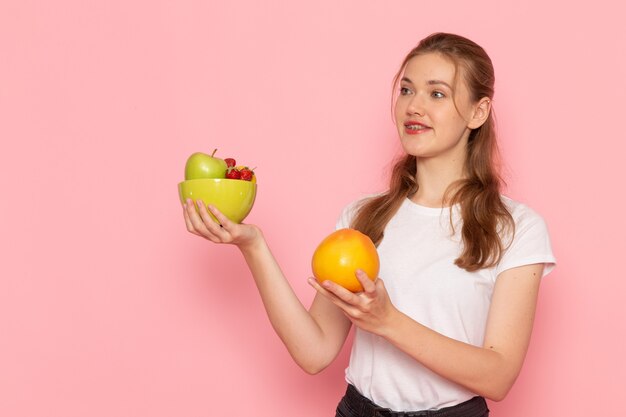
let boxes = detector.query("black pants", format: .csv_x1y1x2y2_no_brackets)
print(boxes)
335,384,489,417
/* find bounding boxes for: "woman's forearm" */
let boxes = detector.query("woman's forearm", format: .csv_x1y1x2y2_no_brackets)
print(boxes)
239,234,347,373
183,201,349,373
382,309,516,401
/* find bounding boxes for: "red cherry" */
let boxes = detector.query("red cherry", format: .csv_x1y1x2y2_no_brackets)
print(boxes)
224,158,236,168
226,167,241,179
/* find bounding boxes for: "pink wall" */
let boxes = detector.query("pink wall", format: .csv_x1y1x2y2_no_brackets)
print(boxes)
1,1,623,415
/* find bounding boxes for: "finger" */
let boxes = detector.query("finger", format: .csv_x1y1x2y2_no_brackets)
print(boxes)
206,204,237,232
185,199,206,231
355,269,377,295
182,204,201,235
374,278,389,297
195,200,227,232
186,199,222,241
375,277,386,291
320,278,363,306
307,278,357,312
307,277,335,297
195,200,230,241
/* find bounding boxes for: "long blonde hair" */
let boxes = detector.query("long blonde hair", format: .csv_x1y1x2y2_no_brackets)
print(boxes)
351,33,514,271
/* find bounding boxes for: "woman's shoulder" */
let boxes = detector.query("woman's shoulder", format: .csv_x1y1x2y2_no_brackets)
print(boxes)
335,193,384,229
499,194,553,247
497,195,556,277
500,195,547,225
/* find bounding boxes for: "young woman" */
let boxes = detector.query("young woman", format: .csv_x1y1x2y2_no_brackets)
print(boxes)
182,32,556,417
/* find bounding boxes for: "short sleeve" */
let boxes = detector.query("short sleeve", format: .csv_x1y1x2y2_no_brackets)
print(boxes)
334,195,378,230
496,203,556,278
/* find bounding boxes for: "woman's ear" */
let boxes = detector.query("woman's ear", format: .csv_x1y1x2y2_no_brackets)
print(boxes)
468,97,491,129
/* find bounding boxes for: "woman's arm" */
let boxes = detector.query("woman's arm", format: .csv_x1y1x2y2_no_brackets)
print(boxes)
311,263,544,400
183,199,352,374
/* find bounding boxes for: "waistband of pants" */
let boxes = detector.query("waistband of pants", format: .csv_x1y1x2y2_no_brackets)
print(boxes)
343,384,488,417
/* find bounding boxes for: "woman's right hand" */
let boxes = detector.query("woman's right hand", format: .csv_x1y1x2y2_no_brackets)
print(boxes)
182,198,261,249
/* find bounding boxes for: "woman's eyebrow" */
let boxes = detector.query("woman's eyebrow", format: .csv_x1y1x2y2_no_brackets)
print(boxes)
427,80,452,89
401,77,452,90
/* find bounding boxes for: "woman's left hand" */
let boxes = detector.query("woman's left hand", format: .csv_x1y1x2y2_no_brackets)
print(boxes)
308,270,398,337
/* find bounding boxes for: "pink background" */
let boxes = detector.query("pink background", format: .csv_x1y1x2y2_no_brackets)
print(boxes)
1,1,624,416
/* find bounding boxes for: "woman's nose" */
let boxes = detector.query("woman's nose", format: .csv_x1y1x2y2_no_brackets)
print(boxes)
407,94,425,115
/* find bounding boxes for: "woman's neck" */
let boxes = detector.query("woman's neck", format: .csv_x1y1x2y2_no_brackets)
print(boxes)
411,157,466,208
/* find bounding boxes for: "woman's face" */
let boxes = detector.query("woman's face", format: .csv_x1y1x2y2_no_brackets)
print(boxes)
394,53,480,162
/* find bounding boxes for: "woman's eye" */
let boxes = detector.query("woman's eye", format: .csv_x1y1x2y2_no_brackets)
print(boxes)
400,87,412,95
432,91,445,98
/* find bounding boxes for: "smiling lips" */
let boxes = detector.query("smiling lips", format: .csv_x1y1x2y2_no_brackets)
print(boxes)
404,121,431,135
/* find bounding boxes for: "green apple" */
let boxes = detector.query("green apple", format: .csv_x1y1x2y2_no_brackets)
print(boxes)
184,149,228,180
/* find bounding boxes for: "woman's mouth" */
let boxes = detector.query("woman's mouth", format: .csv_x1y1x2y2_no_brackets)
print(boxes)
404,121,431,135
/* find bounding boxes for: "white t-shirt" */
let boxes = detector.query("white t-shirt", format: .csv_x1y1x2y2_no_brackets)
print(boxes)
335,196,556,411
